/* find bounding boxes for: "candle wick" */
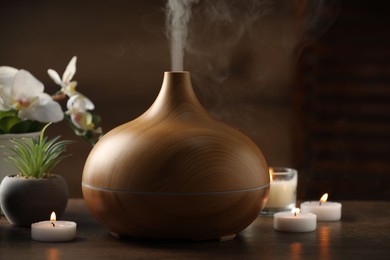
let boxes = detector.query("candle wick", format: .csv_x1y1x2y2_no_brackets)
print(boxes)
51,222,55,227
294,212,297,217
319,201,322,206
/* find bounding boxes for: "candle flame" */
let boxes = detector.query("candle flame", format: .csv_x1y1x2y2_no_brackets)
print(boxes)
269,167,274,182
50,211,56,221
320,193,328,203
291,207,300,216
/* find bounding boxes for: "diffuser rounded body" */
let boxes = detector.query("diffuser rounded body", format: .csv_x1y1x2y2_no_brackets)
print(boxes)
82,71,269,240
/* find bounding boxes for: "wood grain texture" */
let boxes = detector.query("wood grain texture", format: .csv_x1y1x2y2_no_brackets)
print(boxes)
82,188,269,240
82,72,269,239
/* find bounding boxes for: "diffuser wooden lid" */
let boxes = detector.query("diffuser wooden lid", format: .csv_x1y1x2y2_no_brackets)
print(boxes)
83,72,269,193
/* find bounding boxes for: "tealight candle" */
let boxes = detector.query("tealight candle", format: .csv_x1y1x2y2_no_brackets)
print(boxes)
31,212,77,242
274,208,316,232
300,193,342,221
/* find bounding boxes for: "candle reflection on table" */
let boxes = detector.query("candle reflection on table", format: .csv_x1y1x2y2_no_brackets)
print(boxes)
319,226,330,259
46,247,59,260
290,242,303,259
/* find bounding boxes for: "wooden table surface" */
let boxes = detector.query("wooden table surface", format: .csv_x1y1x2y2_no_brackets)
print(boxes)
1,199,390,259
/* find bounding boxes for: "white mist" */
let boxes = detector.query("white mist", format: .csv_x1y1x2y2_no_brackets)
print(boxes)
166,0,199,71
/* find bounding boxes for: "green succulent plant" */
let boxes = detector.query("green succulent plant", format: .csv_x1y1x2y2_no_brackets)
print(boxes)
6,123,73,178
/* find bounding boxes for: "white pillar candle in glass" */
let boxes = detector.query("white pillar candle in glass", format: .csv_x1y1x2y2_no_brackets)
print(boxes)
261,167,298,215
300,193,342,221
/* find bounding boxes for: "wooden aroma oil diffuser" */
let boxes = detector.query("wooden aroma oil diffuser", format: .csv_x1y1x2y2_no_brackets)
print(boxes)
82,71,270,240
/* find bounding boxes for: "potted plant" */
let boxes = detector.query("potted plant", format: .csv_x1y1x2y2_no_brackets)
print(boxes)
0,123,73,226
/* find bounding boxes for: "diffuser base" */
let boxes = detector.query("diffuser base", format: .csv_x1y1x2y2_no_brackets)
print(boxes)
219,234,237,242
110,232,237,242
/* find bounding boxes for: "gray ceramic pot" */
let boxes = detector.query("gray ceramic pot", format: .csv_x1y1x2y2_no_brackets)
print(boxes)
0,175,68,226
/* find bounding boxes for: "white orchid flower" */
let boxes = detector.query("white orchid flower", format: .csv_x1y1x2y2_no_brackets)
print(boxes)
66,94,96,131
47,56,78,97
0,57,102,145
9,70,63,122
0,66,18,110
0,66,18,88
67,94,94,112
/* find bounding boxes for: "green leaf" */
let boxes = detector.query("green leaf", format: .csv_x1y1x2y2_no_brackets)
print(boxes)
0,116,21,133
0,110,18,120
9,120,34,133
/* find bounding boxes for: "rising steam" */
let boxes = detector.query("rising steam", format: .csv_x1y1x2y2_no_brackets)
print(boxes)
165,0,339,80
162,0,339,167
165,0,199,71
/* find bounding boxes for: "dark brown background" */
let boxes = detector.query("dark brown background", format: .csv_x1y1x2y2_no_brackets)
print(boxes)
1,0,389,200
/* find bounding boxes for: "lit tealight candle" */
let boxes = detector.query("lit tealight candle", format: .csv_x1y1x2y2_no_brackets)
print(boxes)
31,212,77,242
273,208,317,232
300,193,342,221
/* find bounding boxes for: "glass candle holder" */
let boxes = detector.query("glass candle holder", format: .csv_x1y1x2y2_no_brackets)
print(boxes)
260,167,298,215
